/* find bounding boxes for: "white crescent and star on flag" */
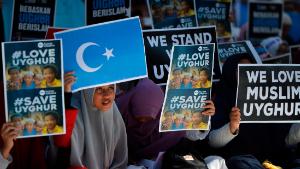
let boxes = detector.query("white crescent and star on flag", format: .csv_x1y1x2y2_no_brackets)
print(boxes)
76,42,115,72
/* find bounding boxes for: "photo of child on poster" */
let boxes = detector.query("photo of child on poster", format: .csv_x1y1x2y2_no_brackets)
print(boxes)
160,43,214,132
148,0,197,29
195,0,232,39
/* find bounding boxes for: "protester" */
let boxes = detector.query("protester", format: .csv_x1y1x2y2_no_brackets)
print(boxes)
208,53,292,168
116,78,227,169
52,71,127,169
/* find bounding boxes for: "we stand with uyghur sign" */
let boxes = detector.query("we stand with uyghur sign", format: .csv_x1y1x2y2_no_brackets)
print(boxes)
143,26,219,85
236,64,300,123
55,17,147,92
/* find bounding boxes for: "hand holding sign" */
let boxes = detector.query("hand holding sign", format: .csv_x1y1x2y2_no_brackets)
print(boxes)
64,71,77,93
229,107,240,134
1,122,18,159
201,100,215,116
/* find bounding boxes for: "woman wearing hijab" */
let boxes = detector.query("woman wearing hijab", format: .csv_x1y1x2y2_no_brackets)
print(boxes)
53,71,127,169
208,54,292,168
116,78,225,168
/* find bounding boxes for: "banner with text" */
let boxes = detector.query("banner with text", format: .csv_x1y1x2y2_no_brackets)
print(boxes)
195,0,232,39
262,53,290,64
143,26,219,85
218,40,261,72
1,39,65,138
160,44,214,132
11,0,56,41
237,64,300,123
148,0,196,29
86,0,130,25
248,1,283,44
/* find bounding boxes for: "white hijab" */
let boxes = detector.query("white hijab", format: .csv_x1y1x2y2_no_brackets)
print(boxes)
70,88,128,169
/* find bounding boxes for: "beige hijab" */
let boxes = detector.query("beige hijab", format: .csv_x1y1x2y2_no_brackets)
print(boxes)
70,88,128,169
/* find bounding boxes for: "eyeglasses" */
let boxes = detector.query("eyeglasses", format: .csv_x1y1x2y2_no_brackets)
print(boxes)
95,87,115,95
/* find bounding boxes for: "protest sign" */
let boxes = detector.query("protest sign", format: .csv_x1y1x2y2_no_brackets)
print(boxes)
218,40,261,72
45,27,66,39
237,64,300,123
160,44,214,132
148,0,197,29
11,0,56,41
290,45,300,64
143,26,220,85
2,39,65,138
262,53,290,64
55,17,147,92
195,0,232,39
86,0,130,25
248,0,283,45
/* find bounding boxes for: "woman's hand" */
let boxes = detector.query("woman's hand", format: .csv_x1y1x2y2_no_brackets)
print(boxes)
1,122,18,159
201,100,215,116
229,107,241,135
64,71,76,93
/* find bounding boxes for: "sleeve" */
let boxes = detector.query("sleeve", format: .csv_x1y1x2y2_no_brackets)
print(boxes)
185,124,210,141
130,83,164,119
0,152,12,169
53,109,78,148
285,123,300,148
110,119,128,169
208,123,238,148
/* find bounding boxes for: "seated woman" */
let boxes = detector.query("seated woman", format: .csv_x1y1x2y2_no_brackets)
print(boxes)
208,54,293,168
52,71,127,169
116,78,217,165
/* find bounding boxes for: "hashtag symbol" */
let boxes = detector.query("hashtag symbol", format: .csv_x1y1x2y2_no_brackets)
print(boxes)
14,98,23,106
12,51,21,59
178,54,186,61
171,96,179,103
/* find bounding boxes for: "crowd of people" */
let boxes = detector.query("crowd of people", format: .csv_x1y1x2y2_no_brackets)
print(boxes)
1,0,300,169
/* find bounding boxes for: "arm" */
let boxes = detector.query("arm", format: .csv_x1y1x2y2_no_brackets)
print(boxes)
209,107,240,148
285,123,300,148
186,100,215,141
0,122,18,169
186,126,210,141
209,123,238,148
0,153,12,169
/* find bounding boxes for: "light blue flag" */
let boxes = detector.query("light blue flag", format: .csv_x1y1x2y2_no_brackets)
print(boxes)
55,17,148,92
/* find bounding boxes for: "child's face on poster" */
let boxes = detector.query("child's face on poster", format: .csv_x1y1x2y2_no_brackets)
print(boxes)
45,115,57,130
93,85,115,112
192,112,202,123
43,68,56,83
199,71,208,82
9,69,20,81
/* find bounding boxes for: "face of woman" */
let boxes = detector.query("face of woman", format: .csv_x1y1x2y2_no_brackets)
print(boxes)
93,85,115,112
43,68,55,83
